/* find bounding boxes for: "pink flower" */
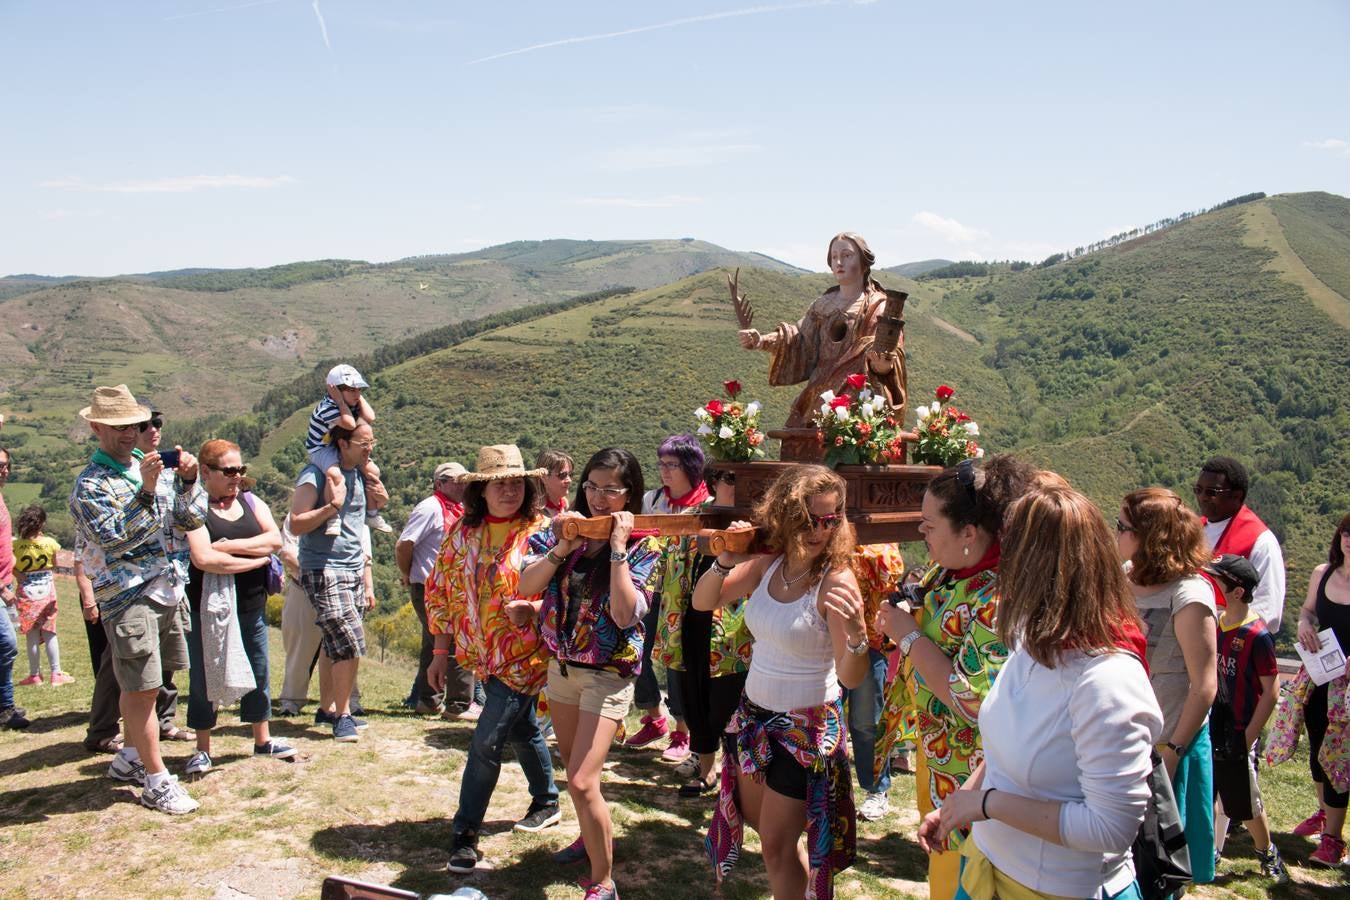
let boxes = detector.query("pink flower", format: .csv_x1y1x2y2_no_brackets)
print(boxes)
835,436,845,447
705,399,724,417
935,385,955,402
747,430,764,447
846,373,867,391
723,379,742,398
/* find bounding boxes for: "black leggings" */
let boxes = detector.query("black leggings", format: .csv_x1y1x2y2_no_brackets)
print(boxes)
1306,682,1349,809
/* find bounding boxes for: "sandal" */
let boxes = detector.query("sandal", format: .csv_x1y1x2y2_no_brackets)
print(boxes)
678,775,716,798
87,734,124,753
161,725,196,742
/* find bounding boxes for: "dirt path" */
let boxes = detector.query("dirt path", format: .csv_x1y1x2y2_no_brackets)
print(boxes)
1242,202,1350,330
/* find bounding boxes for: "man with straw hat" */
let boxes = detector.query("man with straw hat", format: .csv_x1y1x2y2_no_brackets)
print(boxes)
69,384,206,814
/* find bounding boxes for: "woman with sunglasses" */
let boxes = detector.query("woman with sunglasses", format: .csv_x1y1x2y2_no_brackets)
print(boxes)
516,447,663,900
693,464,870,900
628,434,710,763
181,439,291,776
1116,487,1218,885
874,454,1037,900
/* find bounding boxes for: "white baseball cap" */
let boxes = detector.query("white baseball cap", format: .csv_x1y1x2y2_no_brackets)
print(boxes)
326,364,369,389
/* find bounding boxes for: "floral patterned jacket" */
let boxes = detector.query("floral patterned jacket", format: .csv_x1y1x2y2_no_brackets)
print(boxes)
425,514,550,696
1266,667,1350,792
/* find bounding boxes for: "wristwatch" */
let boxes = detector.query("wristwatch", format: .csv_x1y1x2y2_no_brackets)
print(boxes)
898,629,924,657
609,549,628,564
1164,741,1184,756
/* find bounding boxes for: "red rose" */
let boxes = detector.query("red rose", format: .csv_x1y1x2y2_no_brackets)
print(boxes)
845,373,867,391
884,416,897,427
955,411,971,422
705,399,724,417
829,395,851,410
723,379,742,398
935,385,955,402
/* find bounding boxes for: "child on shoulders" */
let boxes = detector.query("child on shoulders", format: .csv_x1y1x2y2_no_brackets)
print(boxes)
306,364,391,535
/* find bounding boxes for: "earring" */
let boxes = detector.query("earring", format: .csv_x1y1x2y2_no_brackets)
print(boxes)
963,546,969,557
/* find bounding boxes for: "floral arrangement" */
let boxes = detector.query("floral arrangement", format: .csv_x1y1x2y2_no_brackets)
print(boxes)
911,384,984,467
695,379,766,461
813,373,907,466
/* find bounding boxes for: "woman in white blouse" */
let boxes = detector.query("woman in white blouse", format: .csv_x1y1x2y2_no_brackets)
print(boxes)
919,486,1162,900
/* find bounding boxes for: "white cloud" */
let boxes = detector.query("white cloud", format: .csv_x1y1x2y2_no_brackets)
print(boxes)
1304,138,1350,157
911,210,988,244
467,1,833,65
40,175,297,193
577,195,703,208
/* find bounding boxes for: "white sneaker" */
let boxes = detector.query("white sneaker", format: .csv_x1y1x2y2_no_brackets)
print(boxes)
108,753,146,786
366,513,394,534
141,776,199,815
859,790,890,821
324,514,342,537
673,752,701,780
184,750,213,777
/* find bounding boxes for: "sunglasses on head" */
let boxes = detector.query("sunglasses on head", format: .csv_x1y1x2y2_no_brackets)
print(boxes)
207,463,249,477
957,459,978,505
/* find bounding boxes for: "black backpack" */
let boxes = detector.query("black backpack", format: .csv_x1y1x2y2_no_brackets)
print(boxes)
1131,747,1193,899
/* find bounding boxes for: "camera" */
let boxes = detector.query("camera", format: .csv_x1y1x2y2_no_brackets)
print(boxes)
887,581,924,609
159,449,181,469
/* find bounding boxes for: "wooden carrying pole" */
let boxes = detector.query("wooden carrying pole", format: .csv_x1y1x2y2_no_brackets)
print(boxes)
555,514,761,556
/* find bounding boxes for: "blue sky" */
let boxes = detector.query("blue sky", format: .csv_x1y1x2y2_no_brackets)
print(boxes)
2,0,1347,276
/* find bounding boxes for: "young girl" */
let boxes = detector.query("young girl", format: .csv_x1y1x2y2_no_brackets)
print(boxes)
12,505,74,686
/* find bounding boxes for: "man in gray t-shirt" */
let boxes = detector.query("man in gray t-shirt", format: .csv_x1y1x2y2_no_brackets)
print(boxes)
289,421,388,742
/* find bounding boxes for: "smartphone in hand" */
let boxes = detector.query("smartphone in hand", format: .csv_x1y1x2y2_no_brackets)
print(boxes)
159,449,181,469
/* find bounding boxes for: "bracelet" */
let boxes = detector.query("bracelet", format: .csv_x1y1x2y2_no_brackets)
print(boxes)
610,549,628,564
710,559,735,578
431,648,449,657
981,788,995,821
546,549,567,566
897,629,924,657
845,634,869,656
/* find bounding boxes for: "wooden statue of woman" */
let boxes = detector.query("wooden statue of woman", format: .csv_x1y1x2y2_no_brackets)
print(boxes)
734,232,908,460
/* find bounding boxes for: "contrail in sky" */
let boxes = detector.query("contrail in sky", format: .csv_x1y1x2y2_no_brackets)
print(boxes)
311,0,332,51
163,0,284,22
467,1,834,65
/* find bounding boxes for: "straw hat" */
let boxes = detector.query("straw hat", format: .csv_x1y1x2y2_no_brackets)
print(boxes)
79,384,152,426
460,445,547,482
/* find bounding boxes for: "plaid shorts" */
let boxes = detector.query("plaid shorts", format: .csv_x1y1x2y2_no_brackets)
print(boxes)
301,569,366,663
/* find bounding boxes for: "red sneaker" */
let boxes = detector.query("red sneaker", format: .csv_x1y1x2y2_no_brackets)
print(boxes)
623,714,668,749
1309,833,1347,867
661,729,691,763
1293,808,1326,838
17,674,42,687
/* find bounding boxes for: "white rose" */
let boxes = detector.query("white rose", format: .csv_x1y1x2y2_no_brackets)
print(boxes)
859,400,875,417
696,424,714,436
915,403,930,420
834,406,849,422
819,390,835,403
975,447,986,458
718,425,735,439
859,388,873,402
746,401,761,416
819,403,831,418
963,421,979,436
695,407,711,421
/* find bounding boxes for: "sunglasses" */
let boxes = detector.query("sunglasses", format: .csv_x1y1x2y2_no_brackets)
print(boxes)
1192,484,1230,498
207,463,249,477
1115,518,1134,534
808,512,843,530
957,458,978,506
142,415,164,432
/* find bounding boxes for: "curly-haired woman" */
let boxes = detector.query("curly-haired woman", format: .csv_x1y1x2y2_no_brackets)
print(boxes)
1117,487,1218,885
693,464,871,900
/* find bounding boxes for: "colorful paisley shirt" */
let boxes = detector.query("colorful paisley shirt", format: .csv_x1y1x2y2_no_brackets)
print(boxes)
527,530,662,678
425,514,550,696
653,499,754,676
875,557,1005,850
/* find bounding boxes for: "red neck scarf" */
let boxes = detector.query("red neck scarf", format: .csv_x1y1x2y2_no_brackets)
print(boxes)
665,480,710,510
435,491,464,534
546,495,568,515
945,539,1000,582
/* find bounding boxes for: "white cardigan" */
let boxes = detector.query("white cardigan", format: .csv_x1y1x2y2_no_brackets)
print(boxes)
972,646,1163,897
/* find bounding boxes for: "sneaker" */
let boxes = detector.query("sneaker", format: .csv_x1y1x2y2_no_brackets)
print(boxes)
254,739,298,760
446,832,480,874
859,790,891,821
366,512,394,534
673,751,701,780
184,750,213,777
316,709,368,729
1293,808,1327,838
349,703,368,717
624,714,669,749
332,714,360,742
49,671,76,686
140,776,199,815
0,706,31,730
108,753,147,785
583,879,619,900
1309,833,1347,867
276,700,302,717
552,835,588,865
515,800,562,833
456,701,483,722
661,730,691,764
17,673,42,686
1257,845,1289,884
323,514,342,537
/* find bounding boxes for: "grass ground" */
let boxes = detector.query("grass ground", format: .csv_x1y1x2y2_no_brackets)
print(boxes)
1,578,1347,898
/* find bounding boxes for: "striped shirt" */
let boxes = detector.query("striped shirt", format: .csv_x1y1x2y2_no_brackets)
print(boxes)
304,397,342,452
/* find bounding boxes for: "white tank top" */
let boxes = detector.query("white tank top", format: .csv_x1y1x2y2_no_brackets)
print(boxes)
744,557,840,712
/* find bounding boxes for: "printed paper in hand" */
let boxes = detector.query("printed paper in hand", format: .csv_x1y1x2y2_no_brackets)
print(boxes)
1296,628,1347,686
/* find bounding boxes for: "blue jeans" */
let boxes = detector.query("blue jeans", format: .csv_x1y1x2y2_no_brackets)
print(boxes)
452,676,557,836
0,606,17,710
844,648,891,793
186,602,272,731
